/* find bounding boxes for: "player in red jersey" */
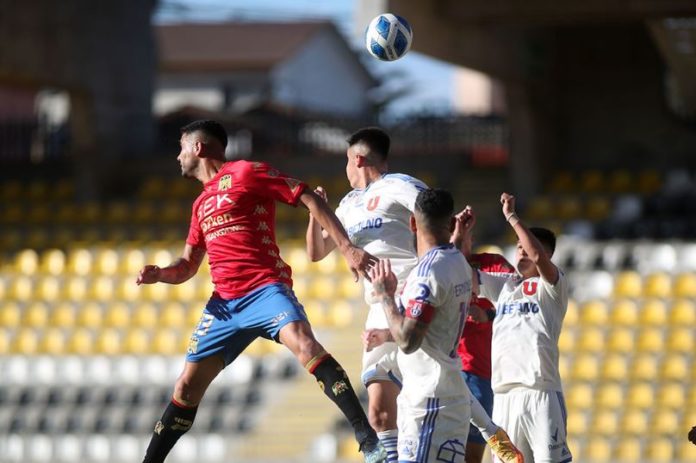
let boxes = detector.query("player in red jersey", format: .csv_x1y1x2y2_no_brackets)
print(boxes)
137,120,387,463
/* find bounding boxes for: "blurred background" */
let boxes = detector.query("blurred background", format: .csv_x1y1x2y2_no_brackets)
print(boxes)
1,0,696,461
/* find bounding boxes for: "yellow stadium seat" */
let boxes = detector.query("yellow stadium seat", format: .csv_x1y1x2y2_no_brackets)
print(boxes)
105,201,131,224
585,196,611,221
669,327,695,355
15,249,39,274
577,327,605,354
314,251,339,274
285,247,309,274
609,299,639,326
64,276,89,301
564,299,578,326
556,196,582,220
161,302,187,328
24,302,50,327
591,410,618,434
39,327,67,354
570,353,599,381
115,277,140,302
596,382,625,411
636,327,665,353
613,271,642,298
646,437,674,462
49,302,76,328
104,302,132,328
36,275,61,300
12,328,39,354
172,279,197,302
67,328,93,354
303,299,327,327
39,249,66,275
637,170,662,194
548,171,575,193
639,298,668,325
679,439,696,462
566,410,587,435
579,170,605,193
327,300,354,328
669,299,696,325
308,275,338,300
77,302,104,328
566,383,593,409
599,354,628,381
660,354,689,381
9,275,34,300
96,328,122,354
123,328,150,354
608,170,634,193
652,410,680,436
674,273,696,298
0,328,9,354
526,197,554,221
132,302,159,328
66,248,93,275
584,437,612,462
578,300,608,326
558,328,576,354
629,354,658,381
0,302,22,328
643,273,672,298
91,276,116,301
95,249,119,275
626,383,654,410
606,327,635,353
141,281,171,302
558,355,569,379
619,412,649,438
152,329,179,355
121,248,147,275
657,383,686,410
338,276,363,300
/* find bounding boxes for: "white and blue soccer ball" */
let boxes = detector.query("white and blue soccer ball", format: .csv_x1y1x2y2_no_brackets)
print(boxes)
365,13,413,61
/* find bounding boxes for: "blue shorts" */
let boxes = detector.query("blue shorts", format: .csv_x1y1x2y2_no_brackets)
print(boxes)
462,371,494,445
186,283,308,366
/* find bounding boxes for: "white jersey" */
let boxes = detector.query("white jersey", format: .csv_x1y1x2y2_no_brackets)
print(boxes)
479,270,568,393
335,173,427,327
397,245,473,400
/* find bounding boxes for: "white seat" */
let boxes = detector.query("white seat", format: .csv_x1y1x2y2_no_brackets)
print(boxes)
219,354,254,385
30,356,58,384
600,241,629,271
84,434,110,461
111,435,141,462
55,356,85,385
26,435,53,462
170,436,197,462
84,356,113,385
54,435,82,462
4,356,29,384
141,356,171,385
199,435,227,461
114,356,141,385
0,434,24,462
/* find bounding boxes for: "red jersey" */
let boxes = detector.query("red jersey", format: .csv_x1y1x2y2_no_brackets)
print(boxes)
186,161,307,299
458,252,515,379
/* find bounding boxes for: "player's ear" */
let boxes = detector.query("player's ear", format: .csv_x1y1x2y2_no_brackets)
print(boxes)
409,214,417,233
355,154,369,168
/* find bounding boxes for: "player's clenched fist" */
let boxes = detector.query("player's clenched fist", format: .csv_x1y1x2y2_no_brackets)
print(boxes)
314,186,328,202
500,192,516,217
136,265,161,285
689,426,696,445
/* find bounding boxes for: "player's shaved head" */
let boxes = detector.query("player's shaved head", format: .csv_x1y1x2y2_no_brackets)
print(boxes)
414,188,454,232
181,120,228,160
347,127,390,162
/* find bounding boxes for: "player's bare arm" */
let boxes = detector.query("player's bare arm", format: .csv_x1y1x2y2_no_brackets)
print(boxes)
451,205,475,258
501,192,559,284
306,186,338,261
300,189,377,281
136,244,206,285
370,258,428,354
362,328,393,352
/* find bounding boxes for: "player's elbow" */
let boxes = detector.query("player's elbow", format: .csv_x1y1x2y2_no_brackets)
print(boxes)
398,336,422,355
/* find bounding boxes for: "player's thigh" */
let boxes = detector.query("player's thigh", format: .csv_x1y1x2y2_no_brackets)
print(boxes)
463,371,493,445
278,319,324,364
526,390,572,463
398,396,469,463
492,392,534,463
361,340,400,385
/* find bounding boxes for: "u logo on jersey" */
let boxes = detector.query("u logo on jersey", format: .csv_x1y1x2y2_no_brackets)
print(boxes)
366,196,380,211
523,281,538,296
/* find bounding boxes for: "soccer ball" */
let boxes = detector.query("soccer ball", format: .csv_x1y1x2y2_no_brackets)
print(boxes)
365,13,413,61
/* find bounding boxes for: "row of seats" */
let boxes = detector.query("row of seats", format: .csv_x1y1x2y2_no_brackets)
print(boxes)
567,271,696,300
561,352,696,383
564,298,696,326
546,169,663,194
567,435,696,463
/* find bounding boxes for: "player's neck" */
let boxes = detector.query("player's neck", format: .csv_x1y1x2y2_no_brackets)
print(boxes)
416,234,449,258
196,159,225,184
359,168,386,189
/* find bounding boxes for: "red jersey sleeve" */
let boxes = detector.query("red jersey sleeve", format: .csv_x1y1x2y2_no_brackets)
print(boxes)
240,161,307,206
186,198,205,248
470,253,515,274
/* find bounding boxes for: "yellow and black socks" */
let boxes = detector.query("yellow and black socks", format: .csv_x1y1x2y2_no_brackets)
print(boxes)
142,398,198,463
307,353,378,450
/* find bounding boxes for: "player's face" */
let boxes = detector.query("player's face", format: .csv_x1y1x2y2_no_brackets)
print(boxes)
177,134,199,178
345,146,360,188
515,242,536,276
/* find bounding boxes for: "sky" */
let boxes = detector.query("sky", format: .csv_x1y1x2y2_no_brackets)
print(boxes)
154,0,457,117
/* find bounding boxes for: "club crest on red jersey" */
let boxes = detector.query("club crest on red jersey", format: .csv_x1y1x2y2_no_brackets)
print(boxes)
366,196,381,211
523,281,538,295
218,174,232,191
284,178,302,193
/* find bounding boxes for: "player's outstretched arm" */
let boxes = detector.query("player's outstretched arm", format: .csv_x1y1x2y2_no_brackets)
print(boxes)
501,192,558,284
451,205,475,259
370,259,428,354
300,190,377,281
136,244,206,285
305,186,338,261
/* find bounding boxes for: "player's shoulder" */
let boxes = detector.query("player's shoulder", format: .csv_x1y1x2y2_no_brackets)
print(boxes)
381,173,428,190
470,252,515,274
338,189,362,207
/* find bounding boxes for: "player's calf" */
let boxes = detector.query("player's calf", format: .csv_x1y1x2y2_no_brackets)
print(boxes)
142,398,198,463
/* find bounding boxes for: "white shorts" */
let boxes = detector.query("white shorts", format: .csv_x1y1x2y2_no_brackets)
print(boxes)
361,340,400,386
492,388,572,463
397,394,470,462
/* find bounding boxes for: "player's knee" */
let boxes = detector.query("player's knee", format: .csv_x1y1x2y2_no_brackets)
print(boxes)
367,404,393,431
173,377,204,406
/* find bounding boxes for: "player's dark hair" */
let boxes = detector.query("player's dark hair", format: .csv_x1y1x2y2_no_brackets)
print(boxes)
181,120,228,149
346,127,390,161
530,227,556,255
414,188,454,230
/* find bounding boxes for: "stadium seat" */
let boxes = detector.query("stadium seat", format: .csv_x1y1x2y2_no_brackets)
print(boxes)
124,329,150,355
576,327,605,354
67,328,94,355
660,354,689,381
15,249,39,275
679,439,696,462
171,279,197,302
91,276,116,301
1,302,22,328
652,409,680,436
566,410,587,435
566,383,593,409
24,302,49,328
613,271,642,298
64,276,89,301
669,299,696,325
302,299,327,327
642,273,672,299
677,243,696,271
132,302,159,328
657,382,686,410
596,382,625,411
39,249,66,275
626,383,654,410
636,327,665,353
579,170,605,193
152,329,179,355
578,300,609,326
584,436,612,462
556,196,582,220
160,302,187,328
599,354,628,381
629,354,658,381
585,196,611,221
308,275,338,300
77,302,104,328
557,328,576,354
96,328,122,355
609,299,638,326
327,300,354,328
646,437,675,462
673,273,696,298
104,302,132,328
564,299,578,326
668,327,694,354
338,276,363,300
39,328,67,355
590,409,618,435
9,275,34,300
638,298,668,325
12,328,39,354
613,436,643,462
606,327,635,353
